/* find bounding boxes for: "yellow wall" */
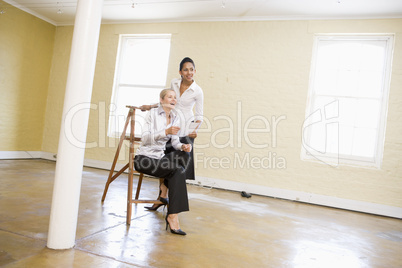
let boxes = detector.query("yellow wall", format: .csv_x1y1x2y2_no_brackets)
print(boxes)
3,10,401,209
41,26,72,154
0,1,55,150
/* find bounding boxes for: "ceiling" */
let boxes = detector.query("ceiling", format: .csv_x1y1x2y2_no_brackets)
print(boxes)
3,0,402,26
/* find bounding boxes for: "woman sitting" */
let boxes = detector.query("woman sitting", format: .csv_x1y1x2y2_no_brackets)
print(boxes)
134,88,191,236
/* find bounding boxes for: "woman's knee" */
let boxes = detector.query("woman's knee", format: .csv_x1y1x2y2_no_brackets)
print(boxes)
134,156,153,172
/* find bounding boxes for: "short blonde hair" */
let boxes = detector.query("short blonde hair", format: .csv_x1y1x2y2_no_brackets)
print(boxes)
160,88,175,100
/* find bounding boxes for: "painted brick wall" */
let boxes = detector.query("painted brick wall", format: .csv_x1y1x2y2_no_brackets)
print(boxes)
0,3,55,151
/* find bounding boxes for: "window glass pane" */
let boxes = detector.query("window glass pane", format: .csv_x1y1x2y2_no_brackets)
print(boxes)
360,42,386,72
316,42,340,70
338,42,362,71
339,125,353,155
358,70,383,98
355,99,380,128
338,98,357,127
325,122,339,154
335,99,380,156
313,68,338,95
315,43,340,96
352,128,377,158
338,69,359,97
119,37,171,85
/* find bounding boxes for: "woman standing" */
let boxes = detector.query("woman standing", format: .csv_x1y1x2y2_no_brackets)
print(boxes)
167,57,204,180
134,88,191,235
140,57,204,210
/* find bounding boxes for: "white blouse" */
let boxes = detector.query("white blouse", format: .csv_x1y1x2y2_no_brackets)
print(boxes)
170,78,204,136
136,106,183,159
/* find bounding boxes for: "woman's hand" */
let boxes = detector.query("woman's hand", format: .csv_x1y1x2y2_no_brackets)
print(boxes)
181,144,192,152
165,126,180,135
188,132,197,139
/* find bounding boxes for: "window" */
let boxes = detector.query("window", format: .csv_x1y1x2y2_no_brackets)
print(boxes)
108,34,171,137
302,35,394,168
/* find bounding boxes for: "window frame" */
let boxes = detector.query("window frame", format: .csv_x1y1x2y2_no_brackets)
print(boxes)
301,34,394,169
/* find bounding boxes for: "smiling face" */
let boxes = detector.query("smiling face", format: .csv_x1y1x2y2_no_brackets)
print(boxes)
179,62,196,84
160,89,177,110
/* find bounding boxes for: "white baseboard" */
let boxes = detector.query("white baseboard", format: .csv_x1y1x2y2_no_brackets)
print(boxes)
187,176,402,219
2,150,401,219
40,151,57,161
0,151,42,159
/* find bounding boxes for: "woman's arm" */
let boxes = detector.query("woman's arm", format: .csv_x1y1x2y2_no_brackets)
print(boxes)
170,114,191,151
139,103,158,111
194,90,204,123
170,135,191,152
188,90,204,138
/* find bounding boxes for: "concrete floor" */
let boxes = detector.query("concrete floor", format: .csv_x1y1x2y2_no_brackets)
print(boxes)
0,159,401,268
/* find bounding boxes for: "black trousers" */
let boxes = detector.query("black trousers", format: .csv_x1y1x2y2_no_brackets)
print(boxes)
134,151,190,214
165,136,195,180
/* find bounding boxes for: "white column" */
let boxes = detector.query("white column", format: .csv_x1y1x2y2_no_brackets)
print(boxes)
47,0,103,249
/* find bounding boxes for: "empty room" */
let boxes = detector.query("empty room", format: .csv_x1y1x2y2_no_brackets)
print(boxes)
0,0,401,267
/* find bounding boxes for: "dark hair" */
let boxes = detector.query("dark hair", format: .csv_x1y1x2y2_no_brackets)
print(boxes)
179,57,195,71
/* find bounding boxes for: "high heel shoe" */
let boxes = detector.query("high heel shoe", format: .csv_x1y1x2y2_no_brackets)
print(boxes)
165,215,186,236
144,197,169,211
159,197,168,205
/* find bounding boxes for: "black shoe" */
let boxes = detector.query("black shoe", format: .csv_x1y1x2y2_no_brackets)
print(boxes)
144,203,165,211
159,197,169,205
165,215,186,236
144,197,169,211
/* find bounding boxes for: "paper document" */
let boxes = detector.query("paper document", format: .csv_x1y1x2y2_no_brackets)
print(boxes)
188,122,201,133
